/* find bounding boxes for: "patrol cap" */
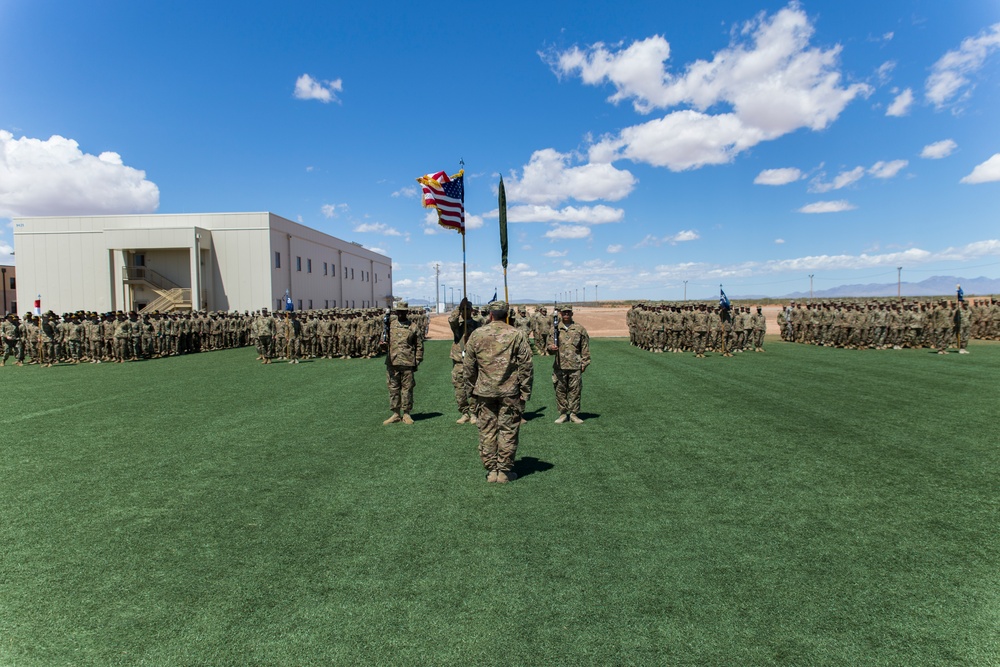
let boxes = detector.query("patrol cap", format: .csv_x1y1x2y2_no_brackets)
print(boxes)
488,300,508,313
559,304,574,313
395,301,409,310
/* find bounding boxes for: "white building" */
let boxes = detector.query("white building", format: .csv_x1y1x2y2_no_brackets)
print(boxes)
12,212,392,314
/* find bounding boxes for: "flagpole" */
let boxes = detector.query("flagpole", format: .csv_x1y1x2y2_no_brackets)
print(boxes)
499,176,509,306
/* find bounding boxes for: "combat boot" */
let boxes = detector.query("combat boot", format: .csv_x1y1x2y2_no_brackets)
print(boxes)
569,413,584,424
383,413,402,425
469,414,477,425
402,413,414,425
456,413,470,424
496,471,518,483
486,471,499,483
554,414,568,424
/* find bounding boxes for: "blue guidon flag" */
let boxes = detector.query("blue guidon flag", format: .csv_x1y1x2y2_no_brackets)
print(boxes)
284,290,294,311
956,284,964,302
719,287,731,310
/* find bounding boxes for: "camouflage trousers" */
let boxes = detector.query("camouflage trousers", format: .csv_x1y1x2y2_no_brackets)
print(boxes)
553,368,582,415
2,338,23,363
451,361,475,415
386,364,416,413
474,394,522,474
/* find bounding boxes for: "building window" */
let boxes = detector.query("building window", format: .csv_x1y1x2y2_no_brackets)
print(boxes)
351,268,354,280
275,252,281,269
333,300,337,307
343,266,347,278
297,299,302,310
323,262,328,276
332,263,336,277
374,274,377,284
134,253,145,267
9,301,15,313
8,277,15,289
307,259,312,273
308,299,313,309
324,300,329,308
277,298,282,310
296,257,302,272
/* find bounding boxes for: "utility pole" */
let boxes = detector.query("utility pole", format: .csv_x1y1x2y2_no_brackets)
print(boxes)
897,266,902,299
595,284,598,303
434,263,441,314
583,286,586,302
683,280,687,301
809,274,814,300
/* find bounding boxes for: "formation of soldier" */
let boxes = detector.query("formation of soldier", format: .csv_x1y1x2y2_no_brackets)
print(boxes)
627,303,767,356
1,309,255,366
776,298,995,353
2,306,433,367
249,307,425,364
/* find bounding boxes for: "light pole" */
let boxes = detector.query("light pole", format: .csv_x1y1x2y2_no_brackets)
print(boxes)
583,286,586,302
595,284,598,303
683,280,687,301
809,274,814,300
449,287,454,309
897,267,902,299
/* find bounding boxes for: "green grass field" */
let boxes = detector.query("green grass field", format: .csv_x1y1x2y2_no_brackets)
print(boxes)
2,339,998,666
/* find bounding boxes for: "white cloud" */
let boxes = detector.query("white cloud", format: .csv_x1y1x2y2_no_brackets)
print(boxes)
960,154,1000,184
925,23,1000,108
503,148,636,205
876,61,896,84
422,210,441,235
886,88,914,116
321,203,349,218
294,74,343,103
503,203,624,224
810,167,865,193
798,200,856,213
544,225,591,240
552,5,871,171
921,139,957,159
544,250,568,258
754,167,803,185
354,222,402,236
607,244,623,253
464,212,484,230
365,246,387,256
869,160,908,179
0,241,13,255
391,186,418,198
774,238,785,244
636,230,700,247
0,131,159,218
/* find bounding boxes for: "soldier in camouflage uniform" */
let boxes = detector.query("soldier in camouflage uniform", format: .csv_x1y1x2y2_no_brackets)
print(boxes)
549,304,590,423
449,299,481,424
463,300,533,484
383,302,424,425
1,314,24,366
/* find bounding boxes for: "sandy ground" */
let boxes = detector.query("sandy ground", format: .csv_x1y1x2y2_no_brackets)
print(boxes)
427,305,784,339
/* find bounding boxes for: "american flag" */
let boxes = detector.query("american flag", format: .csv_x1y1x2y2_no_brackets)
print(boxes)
417,170,465,233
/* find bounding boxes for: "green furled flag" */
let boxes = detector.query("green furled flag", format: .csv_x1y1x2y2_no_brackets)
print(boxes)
499,176,508,270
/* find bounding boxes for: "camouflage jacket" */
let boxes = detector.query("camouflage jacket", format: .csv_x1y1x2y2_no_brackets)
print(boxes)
463,321,533,400
448,308,481,362
385,317,423,368
552,321,590,371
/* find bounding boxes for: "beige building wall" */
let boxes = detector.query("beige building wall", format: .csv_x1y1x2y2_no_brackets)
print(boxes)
1,263,15,316
11,212,392,314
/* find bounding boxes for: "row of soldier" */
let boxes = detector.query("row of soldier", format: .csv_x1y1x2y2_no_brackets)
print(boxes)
627,303,767,357
776,299,990,353
1,307,433,367
249,307,430,363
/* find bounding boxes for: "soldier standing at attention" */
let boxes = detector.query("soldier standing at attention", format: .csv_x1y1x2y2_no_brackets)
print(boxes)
383,301,423,425
463,300,533,484
549,304,590,424
449,298,481,424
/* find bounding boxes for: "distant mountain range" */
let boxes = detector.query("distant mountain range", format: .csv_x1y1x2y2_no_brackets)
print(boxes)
778,275,1000,300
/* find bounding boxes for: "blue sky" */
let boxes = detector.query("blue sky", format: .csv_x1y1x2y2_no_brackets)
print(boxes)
1,0,999,302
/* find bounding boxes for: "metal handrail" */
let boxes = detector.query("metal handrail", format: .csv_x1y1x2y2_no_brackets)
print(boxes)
123,266,181,290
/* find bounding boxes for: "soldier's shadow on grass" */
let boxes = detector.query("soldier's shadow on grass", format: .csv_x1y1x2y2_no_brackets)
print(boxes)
523,406,548,421
411,412,444,422
514,456,554,479
576,412,600,421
